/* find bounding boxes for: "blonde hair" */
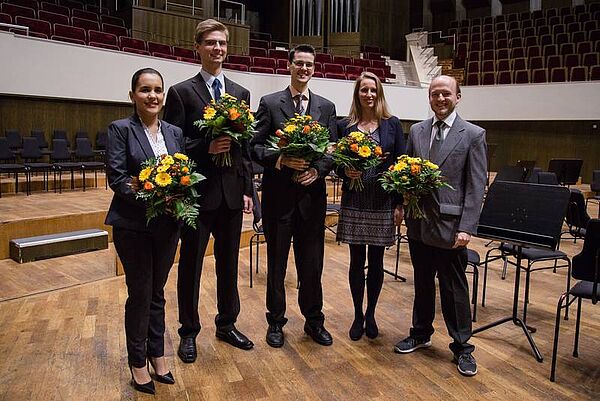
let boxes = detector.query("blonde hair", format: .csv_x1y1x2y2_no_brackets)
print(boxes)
194,19,229,44
345,72,392,127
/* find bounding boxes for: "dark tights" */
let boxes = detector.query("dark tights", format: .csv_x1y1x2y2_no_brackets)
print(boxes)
348,244,385,321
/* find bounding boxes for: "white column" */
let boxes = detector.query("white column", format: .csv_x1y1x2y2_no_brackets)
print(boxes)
455,0,466,21
530,0,542,11
491,0,502,16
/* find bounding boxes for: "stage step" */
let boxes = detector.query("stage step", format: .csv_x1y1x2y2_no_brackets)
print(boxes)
9,229,108,263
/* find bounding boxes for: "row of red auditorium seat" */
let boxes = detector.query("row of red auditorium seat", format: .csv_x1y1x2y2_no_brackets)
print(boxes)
451,4,600,85
449,4,600,29
466,66,600,85
249,37,387,57
1,1,119,24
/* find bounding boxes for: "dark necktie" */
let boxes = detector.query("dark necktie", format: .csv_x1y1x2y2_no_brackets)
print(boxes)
294,94,305,115
212,79,221,101
429,120,445,160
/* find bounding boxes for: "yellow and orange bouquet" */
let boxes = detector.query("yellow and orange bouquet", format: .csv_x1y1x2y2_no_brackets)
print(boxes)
267,114,330,180
379,155,452,219
135,153,205,228
194,93,256,167
331,131,383,191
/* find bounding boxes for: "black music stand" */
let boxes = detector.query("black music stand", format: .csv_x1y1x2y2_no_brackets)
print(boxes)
473,181,570,362
384,226,407,282
548,159,583,186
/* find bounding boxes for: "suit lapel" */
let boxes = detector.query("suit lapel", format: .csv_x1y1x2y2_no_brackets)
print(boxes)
418,118,433,159
433,116,465,166
378,118,390,149
162,123,178,155
191,72,212,107
307,90,322,122
279,88,296,120
224,77,238,98
130,115,154,159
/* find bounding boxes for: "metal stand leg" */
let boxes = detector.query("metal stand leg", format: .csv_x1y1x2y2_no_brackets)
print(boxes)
472,246,543,362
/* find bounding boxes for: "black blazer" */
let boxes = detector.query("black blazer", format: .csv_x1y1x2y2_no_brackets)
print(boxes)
105,114,185,232
251,87,338,219
336,116,406,202
163,72,253,211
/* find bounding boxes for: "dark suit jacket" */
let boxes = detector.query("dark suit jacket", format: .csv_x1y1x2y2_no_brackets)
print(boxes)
405,114,487,249
336,116,406,205
251,87,338,219
163,72,253,211
105,114,184,232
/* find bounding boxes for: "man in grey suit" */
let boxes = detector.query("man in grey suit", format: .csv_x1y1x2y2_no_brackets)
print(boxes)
251,44,338,348
393,75,487,377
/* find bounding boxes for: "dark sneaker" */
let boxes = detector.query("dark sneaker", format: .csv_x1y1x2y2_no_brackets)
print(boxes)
454,353,477,376
393,336,432,354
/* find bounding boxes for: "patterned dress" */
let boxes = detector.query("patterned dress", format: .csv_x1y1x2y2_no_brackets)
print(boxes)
336,128,396,246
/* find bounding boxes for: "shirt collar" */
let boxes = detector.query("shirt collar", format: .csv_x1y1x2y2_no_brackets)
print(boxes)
141,119,162,134
200,69,225,90
433,110,457,128
289,85,310,100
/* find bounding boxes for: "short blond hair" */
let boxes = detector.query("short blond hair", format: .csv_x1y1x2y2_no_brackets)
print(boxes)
194,19,229,44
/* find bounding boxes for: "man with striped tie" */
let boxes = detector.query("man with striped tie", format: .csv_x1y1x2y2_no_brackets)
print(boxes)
163,19,254,364
393,75,487,377
251,44,339,348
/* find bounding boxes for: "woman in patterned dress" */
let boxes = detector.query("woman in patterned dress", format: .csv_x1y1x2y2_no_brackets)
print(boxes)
336,72,406,340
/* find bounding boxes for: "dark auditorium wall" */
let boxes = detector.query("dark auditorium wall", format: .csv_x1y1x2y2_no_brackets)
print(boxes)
0,96,131,145
474,120,600,184
360,0,409,60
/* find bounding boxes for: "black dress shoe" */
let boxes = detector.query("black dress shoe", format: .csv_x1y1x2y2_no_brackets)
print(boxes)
177,337,197,363
129,365,155,395
216,327,254,350
304,324,333,346
149,357,175,384
266,324,284,348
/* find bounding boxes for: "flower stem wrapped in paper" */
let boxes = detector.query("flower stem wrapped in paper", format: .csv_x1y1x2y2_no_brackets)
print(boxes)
193,93,256,167
331,131,383,191
379,155,453,219
267,114,331,181
135,153,205,228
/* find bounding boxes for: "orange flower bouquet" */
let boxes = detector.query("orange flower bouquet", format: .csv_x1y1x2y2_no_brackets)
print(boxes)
331,131,383,191
379,155,452,219
267,114,331,181
135,153,205,228
194,93,256,167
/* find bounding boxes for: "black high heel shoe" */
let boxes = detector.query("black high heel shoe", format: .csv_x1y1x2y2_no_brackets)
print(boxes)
148,357,175,385
129,364,155,394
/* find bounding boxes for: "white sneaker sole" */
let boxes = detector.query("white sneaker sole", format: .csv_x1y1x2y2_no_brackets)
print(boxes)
393,340,432,354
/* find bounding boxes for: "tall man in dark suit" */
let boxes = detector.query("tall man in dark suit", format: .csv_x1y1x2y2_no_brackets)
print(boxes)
393,75,487,377
251,44,338,348
163,19,254,363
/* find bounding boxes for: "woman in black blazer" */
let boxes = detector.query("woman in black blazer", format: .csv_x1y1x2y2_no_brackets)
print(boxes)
105,68,184,394
336,72,406,341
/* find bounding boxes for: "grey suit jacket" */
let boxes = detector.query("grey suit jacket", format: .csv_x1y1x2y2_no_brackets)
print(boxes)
405,114,487,249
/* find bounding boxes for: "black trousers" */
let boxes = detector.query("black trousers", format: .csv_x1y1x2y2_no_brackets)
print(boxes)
177,202,243,338
113,224,179,368
263,201,326,328
408,238,474,356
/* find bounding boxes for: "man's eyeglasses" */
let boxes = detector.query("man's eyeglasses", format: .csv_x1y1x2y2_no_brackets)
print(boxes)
291,60,314,69
203,40,228,47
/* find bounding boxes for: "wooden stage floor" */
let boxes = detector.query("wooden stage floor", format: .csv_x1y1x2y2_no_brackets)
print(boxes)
0,188,598,400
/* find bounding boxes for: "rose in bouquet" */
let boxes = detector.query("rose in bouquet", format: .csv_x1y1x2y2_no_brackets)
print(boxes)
267,114,330,181
379,154,453,219
193,93,256,167
331,131,383,191
135,152,205,228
